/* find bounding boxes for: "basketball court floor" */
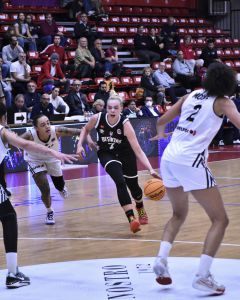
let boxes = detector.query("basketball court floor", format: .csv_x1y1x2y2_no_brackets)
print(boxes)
0,145,239,299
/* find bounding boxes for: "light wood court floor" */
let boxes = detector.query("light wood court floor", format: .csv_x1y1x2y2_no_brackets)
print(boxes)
0,156,240,269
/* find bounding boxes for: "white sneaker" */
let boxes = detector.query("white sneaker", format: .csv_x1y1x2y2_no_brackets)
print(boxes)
233,139,240,144
192,273,225,294
153,257,172,285
218,140,225,146
59,187,68,198
45,211,55,225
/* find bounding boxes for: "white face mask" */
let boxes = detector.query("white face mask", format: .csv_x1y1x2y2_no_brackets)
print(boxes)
146,101,153,107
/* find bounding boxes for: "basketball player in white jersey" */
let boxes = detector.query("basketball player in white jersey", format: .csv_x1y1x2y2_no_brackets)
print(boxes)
151,63,238,294
0,103,76,288
21,114,94,225
77,96,160,233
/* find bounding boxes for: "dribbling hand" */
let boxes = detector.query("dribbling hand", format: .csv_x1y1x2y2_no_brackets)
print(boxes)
149,169,161,179
76,146,86,160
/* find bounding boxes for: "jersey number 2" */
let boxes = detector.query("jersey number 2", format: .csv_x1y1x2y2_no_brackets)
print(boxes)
186,105,202,122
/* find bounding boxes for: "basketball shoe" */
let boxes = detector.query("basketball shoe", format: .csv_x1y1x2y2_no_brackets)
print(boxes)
153,257,172,285
46,211,55,225
59,187,68,198
136,207,148,225
129,217,141,233
6,268,30,289
192,273,225,294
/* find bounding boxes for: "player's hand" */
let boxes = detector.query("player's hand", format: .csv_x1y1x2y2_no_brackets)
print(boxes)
149,169,161,179
76,145,86,160
58,153,79,164
150,132,172,141
87,140,98,151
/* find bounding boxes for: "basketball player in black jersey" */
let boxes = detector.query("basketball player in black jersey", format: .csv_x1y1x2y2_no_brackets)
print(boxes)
77,96,160,233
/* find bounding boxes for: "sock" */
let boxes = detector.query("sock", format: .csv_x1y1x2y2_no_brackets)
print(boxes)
47,207,53,213
125,209,135,222
198,254,213,277
135,199,143,209
158,241,172,260
6,252,17,274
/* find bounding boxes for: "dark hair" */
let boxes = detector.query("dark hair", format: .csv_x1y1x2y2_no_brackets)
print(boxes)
0,103,7,118
32,114,47,127
203,62,237,97
207,38,215,44
99,81,107,86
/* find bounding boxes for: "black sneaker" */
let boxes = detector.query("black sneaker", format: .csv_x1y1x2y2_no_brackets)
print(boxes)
6,269,30,289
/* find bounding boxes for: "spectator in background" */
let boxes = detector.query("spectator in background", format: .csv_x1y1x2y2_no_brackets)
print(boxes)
140,96,161,117
172,50,201,90
74,37,95,78
123,100,142,118
105,39,122,77
39,13,66,50
31,93,54,119
134,26,161,64
91,99,105,114
13,12,37,51
0,57,13,108
140,67,165,105
179,35,196,66
24,80,41,113
7,94,28,124
69,0,84,19
74,12,101,48
148,27,170,61
160,16,180,55
10,52,31,95
38,53,70,93
50,86,70,115
104,72,117,95
1,25,16,47
2,36,24,79
65,79,90,116
94,81,110,104
153,62,187,104
90,39,107,76
200,38,221,68
25,14,39,40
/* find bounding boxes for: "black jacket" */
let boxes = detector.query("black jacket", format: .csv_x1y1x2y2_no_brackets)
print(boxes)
65,91,90,116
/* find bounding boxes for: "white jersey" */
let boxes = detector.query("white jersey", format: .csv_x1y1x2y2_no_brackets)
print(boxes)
24,126,59,163
0,125,8,164
162,89,223,167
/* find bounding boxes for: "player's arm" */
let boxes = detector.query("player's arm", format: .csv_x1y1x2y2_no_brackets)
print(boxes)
2,128,78,164
151,94,188,141
20,130,34,141
76,114,98,159
215,97,240,129
56,126,81,137
124,121,160,179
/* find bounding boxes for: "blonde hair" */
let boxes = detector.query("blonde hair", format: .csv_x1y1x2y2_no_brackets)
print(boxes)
93,99,105,108
107,95,123,106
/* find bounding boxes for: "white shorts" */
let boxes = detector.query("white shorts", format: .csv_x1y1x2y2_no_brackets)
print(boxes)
160,160,216,192
28,160,62,177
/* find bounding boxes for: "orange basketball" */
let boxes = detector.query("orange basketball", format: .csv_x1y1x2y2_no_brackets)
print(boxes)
143,178,166,201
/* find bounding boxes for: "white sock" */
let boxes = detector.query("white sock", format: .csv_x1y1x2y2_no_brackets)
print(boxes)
198,254,213,277
47,207,53,213
6,252,17,274
157,241,172,259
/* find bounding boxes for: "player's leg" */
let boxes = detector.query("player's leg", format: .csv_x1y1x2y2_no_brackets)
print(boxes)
191,186,228,294
48,161,68,198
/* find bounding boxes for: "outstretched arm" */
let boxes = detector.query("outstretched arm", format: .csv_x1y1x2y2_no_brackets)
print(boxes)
124,121,160,179
56,126,81,137
3,128,78,164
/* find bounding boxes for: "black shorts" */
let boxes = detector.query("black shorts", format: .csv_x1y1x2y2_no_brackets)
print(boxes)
98,148,138,177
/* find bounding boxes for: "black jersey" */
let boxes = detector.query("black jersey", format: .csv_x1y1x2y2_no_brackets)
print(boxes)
95,112,130,151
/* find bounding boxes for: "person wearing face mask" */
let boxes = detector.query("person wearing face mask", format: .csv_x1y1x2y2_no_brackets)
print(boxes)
140,96,161,118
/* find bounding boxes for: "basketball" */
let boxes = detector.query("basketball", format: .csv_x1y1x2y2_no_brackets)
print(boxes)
143,178,166,201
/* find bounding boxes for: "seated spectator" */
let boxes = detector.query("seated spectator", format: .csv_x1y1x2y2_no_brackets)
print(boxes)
160,16,180,55
74,37,95,78
7,94,28,124
38,53,70,93
153,62,187,104
140,96,161,117
50,86,70,115
90,39,107,76
105,39,122,77
25,14,39,40
140,67,165,105
1,36,24,79
74,12,101,48
172,51,201,90
86,0,105,16
13,12,37,51
91,99,105,114
10,52,31,95
24,80,41,113
69,0,84,19
103,72,117,95
65,79,90,116
200,38,221,68
94,81,110,104
0,57,13,108
148,27,170,61
134,26,161,64
179,35,196,67
31,93,54,119
1,25,16,47
122,100,142,118
39,13,66,50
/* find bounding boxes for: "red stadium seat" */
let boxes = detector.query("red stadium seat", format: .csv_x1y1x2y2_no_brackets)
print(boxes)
0,13,9,21
0,25,9,32
233,60,240,69
142,7,152,14
131,17,141,24
151,17,160,24
152,61,160,70
106,27,117,35
132,76,141,85
110,77,120,85
111,6,122,13
110,16,120,23
224,60,234,68
189,18,197,25
195,38,206,47
117,27,128,35
195,48,202,56
120,77,133,85
129,90,136,98
178,28,187,36
125,38,134,46
132,7,143,14
27,51,39,62
118,91,129,101
233,49,240,58
179,18,188,25
128,27,138,35
122,6,132,14
94,77,104,85
87,93,96,103
223,49,233,58
96,27,106,34
31,65,42,75
67,51,75,60
197,28,206,36
116,38,125,45
187,28,197,35
121,17,130,23
141,17,150,24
